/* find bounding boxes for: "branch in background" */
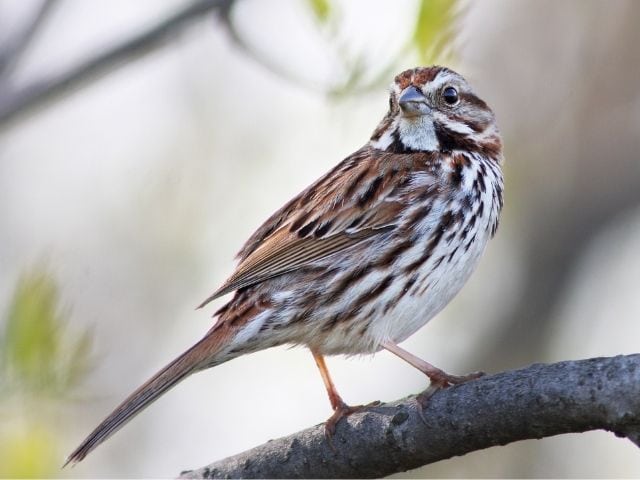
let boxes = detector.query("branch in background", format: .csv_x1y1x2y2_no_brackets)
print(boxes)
0,0,462,131
217,6,330,95
0,0,60,77
179,354,640,479
0,0,234,130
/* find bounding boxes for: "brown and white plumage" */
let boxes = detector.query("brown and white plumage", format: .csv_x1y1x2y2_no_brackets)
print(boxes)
66,66,504,465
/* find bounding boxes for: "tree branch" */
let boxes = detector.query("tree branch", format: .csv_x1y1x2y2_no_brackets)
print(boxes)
0,0,60,76
179,354,640,479
0,0,234,130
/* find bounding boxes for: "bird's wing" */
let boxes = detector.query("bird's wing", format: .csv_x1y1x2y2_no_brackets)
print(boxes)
198,146,416,308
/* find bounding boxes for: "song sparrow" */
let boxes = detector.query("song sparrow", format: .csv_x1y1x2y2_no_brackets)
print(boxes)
66,66,504,465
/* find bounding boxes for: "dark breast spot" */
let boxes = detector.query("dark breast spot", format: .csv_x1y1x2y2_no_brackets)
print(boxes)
384,273,418,314
477,201,485,218
476,170,486,193
408,204,433,226
463,233,477,252
388,131,415,154
434,123,477,153
325,264,373,302
403,212,452,273
450,161,464,186
439,210,455,232
349,274,395,313
376,237,414,268
432,256,444,270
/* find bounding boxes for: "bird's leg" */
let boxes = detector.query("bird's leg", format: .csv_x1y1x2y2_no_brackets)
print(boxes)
311,350,375,440
381,341,484,418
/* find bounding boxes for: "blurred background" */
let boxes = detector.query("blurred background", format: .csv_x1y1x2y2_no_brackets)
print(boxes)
0,0,639,477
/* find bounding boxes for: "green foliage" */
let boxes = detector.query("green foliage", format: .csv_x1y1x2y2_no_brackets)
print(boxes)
412,0,459,65
1,269,92,395
0,425,59,478
0,267,93,477
307,0,331,24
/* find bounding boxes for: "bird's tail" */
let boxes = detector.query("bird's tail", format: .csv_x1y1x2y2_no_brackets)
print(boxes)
64,330,230,466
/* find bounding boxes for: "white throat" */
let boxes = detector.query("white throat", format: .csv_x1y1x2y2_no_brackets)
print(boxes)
397,115,439,151
369,116,440,152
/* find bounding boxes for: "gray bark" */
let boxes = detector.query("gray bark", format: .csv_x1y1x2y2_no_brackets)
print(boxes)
179,354,640,479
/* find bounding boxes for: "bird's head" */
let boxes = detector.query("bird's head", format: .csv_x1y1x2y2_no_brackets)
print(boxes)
370,66,501,157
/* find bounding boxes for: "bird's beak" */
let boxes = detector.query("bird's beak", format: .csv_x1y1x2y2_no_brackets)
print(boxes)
398,85,429,117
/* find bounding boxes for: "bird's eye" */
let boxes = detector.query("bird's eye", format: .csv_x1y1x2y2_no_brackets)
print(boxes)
442,86,459,105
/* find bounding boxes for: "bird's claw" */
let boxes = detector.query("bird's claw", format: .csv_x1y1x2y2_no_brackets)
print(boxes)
415,370,486,423
324,400,379,451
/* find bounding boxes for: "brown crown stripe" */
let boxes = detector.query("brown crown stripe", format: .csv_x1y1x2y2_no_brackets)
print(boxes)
394,66,445,90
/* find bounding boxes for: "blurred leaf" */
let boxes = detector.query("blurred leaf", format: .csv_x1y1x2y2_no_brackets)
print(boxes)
0,268,92,395
61,327,93,388
0,424,58,478
412,0,459,65
306,0,331,23
0,268,93,478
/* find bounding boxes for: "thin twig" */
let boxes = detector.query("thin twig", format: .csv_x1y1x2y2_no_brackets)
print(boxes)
217,5,327,94
0,0,233,131
179,354,640,479
0,0,60,76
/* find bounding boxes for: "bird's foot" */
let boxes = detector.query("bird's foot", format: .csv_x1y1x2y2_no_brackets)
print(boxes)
415,370,485,423
324,399,380,450
429,368,485,386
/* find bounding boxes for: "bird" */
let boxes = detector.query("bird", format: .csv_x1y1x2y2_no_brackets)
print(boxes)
66,65,504,465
